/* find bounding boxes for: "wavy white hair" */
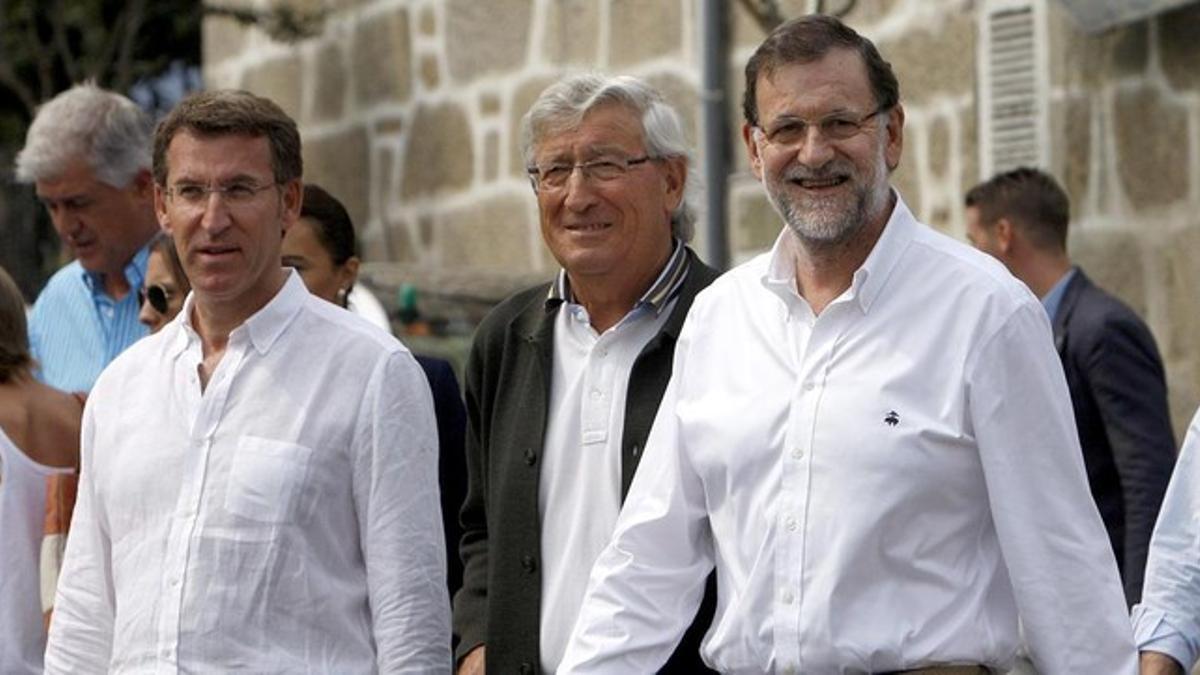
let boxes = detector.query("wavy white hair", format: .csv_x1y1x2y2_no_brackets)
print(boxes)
520,73,699,242
16,82,151,188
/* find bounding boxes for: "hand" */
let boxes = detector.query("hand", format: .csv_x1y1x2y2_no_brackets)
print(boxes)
457,645,485,675
1140,650,1185,675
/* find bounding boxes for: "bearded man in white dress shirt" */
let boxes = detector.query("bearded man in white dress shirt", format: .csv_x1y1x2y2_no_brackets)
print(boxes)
44,90,450,673
560,14,1136,675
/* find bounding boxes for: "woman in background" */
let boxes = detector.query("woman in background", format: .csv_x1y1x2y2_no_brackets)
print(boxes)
0,265,81,674
282,184,469,598
137,232,190,333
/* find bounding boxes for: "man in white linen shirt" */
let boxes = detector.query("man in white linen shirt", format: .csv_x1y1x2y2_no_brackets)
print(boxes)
1133,407,1200,675
44,90,451,673
560,15,1136,675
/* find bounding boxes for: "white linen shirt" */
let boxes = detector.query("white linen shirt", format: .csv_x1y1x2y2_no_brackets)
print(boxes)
561,196,1136,674
1132,407,1200,670
45,272,450,674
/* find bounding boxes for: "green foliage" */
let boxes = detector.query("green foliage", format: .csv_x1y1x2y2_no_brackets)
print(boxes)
0,0,200,299
0,0,202,153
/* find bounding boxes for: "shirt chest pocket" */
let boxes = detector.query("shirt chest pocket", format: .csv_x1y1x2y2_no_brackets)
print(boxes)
224,436,314,524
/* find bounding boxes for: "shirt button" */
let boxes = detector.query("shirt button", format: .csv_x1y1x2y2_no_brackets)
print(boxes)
783,666,797,675
803,381,815,392
590,389,602,400
782,589,795,605
791,447,804,459
785,516,798,532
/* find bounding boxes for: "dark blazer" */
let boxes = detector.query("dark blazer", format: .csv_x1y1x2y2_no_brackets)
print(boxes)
453,248,719,675
1052,268,1175,605
415,355,468,599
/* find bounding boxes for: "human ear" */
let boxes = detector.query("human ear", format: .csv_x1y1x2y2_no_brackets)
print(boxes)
742,123,765,181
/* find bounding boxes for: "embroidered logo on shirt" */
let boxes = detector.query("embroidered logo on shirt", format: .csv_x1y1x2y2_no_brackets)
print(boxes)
884,410,900,426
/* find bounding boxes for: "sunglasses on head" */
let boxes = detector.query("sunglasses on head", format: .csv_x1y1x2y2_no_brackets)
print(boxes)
138,284,172,314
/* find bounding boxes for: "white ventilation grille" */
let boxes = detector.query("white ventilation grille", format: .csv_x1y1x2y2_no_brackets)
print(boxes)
978,0,1048,177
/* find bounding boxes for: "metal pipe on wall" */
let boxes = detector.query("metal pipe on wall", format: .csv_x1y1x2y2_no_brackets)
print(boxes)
699,0,731,270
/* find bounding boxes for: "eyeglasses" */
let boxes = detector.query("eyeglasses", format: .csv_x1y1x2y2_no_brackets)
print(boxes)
526,155,656,192
754,105,890,150
138,284,173,314
164,180,278,212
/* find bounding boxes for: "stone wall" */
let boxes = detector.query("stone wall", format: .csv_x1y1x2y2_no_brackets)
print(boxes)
204,0,1200,435
1041,0,1200,435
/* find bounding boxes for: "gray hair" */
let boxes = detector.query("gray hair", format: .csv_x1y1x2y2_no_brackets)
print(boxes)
520,73,699,242
15,82,152,188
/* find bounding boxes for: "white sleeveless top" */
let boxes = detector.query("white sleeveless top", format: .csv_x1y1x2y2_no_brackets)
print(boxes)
0,427,73,674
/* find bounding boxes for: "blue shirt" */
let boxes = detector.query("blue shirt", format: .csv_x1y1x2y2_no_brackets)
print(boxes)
1133,408,1200,670
28,247,150,392
1039,266,1077,322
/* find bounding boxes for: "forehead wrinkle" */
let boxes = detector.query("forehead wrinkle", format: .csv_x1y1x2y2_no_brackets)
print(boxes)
165,132,275,183
547,142,641,163
760,89,861,122
758,52,874,120
534,106,646,164
764,104,864,128
34,171,107,202
36,187,94,202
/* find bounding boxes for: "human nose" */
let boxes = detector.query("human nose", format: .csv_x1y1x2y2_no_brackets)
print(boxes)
198,191,233,234
46,205,79,237
795,127,835,168
560,167,598,211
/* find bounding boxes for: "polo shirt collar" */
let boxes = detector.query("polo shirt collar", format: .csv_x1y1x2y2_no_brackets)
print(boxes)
546,237,690,316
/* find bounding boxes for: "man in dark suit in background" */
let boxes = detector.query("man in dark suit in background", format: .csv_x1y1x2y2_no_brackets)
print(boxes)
965,166,1176,605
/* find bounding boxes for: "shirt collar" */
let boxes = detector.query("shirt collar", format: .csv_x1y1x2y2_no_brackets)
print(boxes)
1040,266,1077,322
762,190,917,314
175,269,307,357
546,237,690,316
80,244,151,299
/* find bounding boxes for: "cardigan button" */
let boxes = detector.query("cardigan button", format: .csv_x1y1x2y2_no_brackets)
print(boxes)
519,663,534,675
521,555,537,573
524,448,537,466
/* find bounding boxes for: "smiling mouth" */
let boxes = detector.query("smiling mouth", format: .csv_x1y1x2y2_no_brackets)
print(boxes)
564,222,612,232
791,175,850,189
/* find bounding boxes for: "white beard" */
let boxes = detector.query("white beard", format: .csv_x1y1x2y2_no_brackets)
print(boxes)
762,141,891,248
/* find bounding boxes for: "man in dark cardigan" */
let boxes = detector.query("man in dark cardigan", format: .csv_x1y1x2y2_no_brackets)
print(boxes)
452,73,718,675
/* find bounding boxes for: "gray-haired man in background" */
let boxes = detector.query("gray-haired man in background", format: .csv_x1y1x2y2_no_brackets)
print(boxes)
16,83,160,392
